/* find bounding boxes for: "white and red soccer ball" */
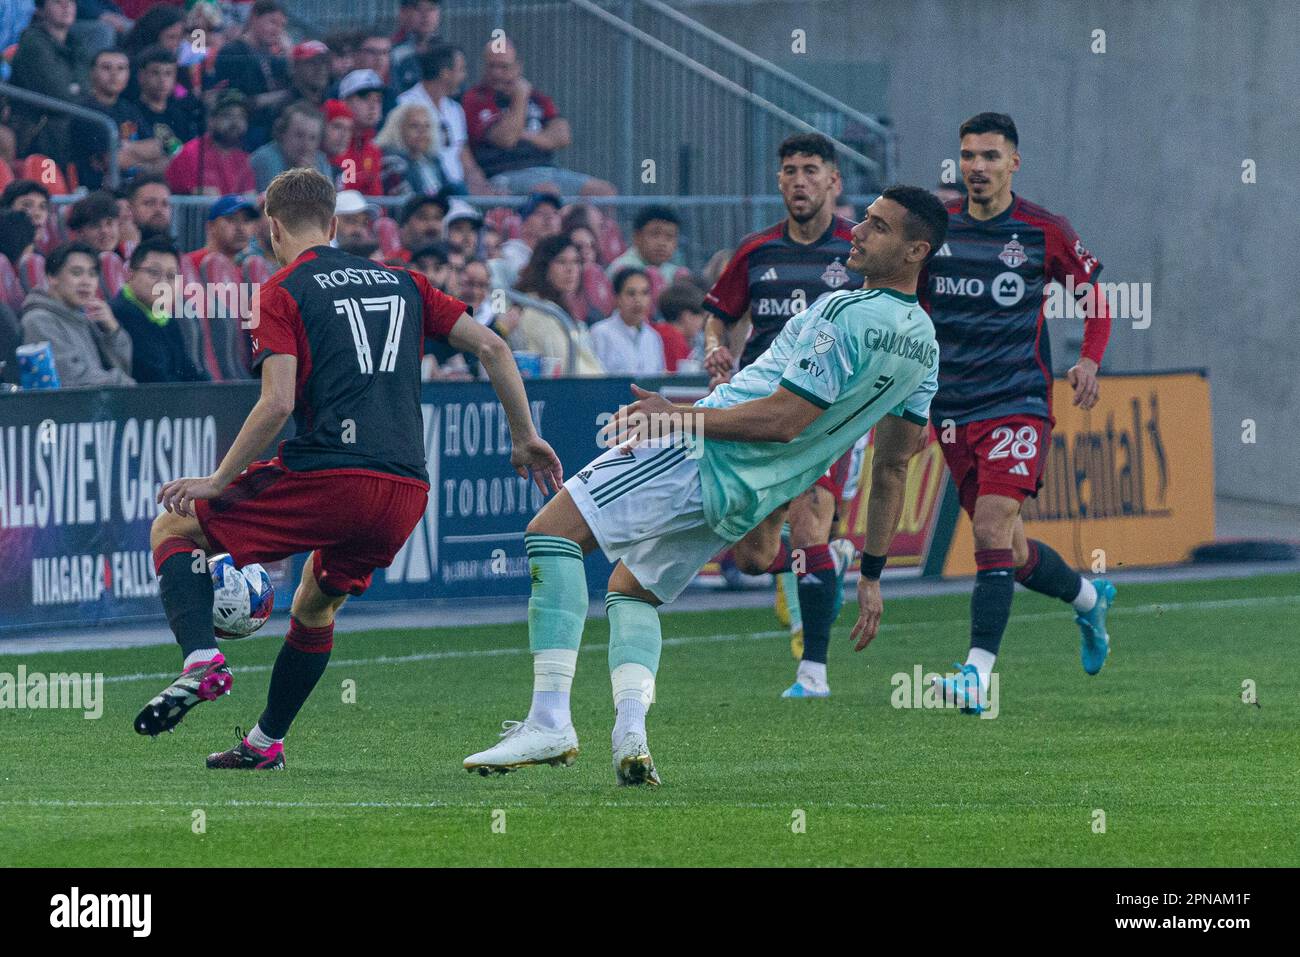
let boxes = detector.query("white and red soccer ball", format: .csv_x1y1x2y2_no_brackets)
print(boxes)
209,553,274,639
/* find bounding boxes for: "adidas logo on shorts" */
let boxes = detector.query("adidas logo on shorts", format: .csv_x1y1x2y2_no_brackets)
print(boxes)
1009,462,1030,476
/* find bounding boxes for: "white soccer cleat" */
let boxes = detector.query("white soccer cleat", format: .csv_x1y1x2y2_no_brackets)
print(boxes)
463,719,579,775
612,730,661,787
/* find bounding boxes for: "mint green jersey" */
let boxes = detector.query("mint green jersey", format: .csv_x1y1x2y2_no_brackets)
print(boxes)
695,288,938,540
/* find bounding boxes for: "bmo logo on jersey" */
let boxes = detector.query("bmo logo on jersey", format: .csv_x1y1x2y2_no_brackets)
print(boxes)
754,288,808,317
931,273,1025,307
990,271,1025,306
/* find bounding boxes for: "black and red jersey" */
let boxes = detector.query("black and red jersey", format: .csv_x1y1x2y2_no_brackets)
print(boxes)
919,194,1111,426
251,245,467,484
704,216,862,369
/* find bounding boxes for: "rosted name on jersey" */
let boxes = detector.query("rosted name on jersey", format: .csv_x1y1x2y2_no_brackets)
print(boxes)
311,266,404,289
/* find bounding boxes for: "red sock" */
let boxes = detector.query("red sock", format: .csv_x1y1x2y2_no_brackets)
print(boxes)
764,542,793,574
153,536,199,576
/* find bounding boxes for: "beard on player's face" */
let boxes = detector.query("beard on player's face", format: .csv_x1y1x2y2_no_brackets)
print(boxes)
787,195,825,225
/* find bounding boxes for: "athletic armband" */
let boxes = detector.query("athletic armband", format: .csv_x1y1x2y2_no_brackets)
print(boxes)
860,552,887,581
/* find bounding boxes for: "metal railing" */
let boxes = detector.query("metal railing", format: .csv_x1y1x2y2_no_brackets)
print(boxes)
627,0,894,190
284,1,891,202
0,83,121,189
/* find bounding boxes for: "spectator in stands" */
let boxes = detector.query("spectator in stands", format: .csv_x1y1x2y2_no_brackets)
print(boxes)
287,41,332,108
0,209,37,272
463,38,616,197
22,240,134,387
0,211,34,385
566,221,614,319
607,205,689,293
654,280,707,373
390,0,442,94
511,233,604,375
336,69,387,195
131,44,203,156
212,0,291,149
125,172,171,241
409,242,452,292
590,267,665,375
333,189,381,259
2,179,51,235
241,193,275,264
251,102,330,192
397,42,488,196
120,5,182,61
323,30,361,88
166,89,255,196
186,193,257,275
0,5,37,79
0,96,18,168
350,32,399,120
67,190,121,255
444,200,483,257
114,190,139,254
458,256,496,329
492,190,561,289
321,99,354,186
111,236,207,383
71,47,164,190
376,101,448,197
9,0,88,164
71,0,131,59
395,192,449,261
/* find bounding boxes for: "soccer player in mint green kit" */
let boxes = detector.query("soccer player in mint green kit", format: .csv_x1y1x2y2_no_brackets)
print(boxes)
464,186,948,786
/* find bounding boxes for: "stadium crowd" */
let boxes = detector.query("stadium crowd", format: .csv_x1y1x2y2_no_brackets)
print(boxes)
0,0,713,389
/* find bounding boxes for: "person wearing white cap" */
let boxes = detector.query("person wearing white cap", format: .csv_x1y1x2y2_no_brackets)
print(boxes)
444,200,484,257
332,189,381,259
335,68,388,196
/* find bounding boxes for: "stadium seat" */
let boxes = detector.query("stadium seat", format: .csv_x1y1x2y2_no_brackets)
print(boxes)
0,256,26,312
97,251,126,300
0,158,12,192
595,212,627,264
374,216,402,259
16,252,46,294
18,155,70,196
484,206,521,240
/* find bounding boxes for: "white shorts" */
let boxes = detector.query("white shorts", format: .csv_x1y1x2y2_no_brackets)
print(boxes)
565,438,732,604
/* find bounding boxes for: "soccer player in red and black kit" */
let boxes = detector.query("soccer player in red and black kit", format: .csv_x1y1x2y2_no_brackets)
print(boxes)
134,168,563,768
702,132,863,698
921,113,1116,713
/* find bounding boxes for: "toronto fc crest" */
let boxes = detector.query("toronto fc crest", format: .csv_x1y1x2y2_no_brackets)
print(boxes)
821,258,850,289
998,235,1027,268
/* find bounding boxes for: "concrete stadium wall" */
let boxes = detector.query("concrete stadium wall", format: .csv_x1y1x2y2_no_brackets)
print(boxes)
674,0,1298,507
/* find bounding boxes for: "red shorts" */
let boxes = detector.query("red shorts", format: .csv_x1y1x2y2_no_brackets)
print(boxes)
195,459,429,596
940,414,1051,517
815,439,867,500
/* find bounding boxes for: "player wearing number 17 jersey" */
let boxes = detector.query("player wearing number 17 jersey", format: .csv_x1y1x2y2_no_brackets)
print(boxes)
135,168,562,768
463,186,946,786
920,113,1116,714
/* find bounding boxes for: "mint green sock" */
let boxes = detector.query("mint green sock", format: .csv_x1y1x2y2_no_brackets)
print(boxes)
524,533,588,654
606,593,662,727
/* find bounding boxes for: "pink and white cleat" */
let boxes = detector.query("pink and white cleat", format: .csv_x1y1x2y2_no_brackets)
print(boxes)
133,653,233,737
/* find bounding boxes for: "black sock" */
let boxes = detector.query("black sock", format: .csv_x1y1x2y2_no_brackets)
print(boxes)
797,566,839,665
1015,539,1083,604
971,548,1016,656
157,549,216,659
258,617,334,740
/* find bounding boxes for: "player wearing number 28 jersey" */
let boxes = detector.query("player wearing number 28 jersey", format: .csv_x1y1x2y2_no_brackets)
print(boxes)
137,168,563,769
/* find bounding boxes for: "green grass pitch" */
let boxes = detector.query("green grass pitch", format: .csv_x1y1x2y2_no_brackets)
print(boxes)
1,572,1297,867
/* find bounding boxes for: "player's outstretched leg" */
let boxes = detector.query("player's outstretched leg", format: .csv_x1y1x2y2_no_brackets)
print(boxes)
209,554,344,769
928,495,1018,715
135,513,230,737
1013,527,1116,674
606,584,662,787
464,528,587,774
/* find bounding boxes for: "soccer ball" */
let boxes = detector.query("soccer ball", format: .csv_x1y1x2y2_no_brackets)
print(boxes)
209,553,275,639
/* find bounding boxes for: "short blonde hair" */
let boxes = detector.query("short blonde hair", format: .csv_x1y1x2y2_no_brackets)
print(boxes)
264,167,336,234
